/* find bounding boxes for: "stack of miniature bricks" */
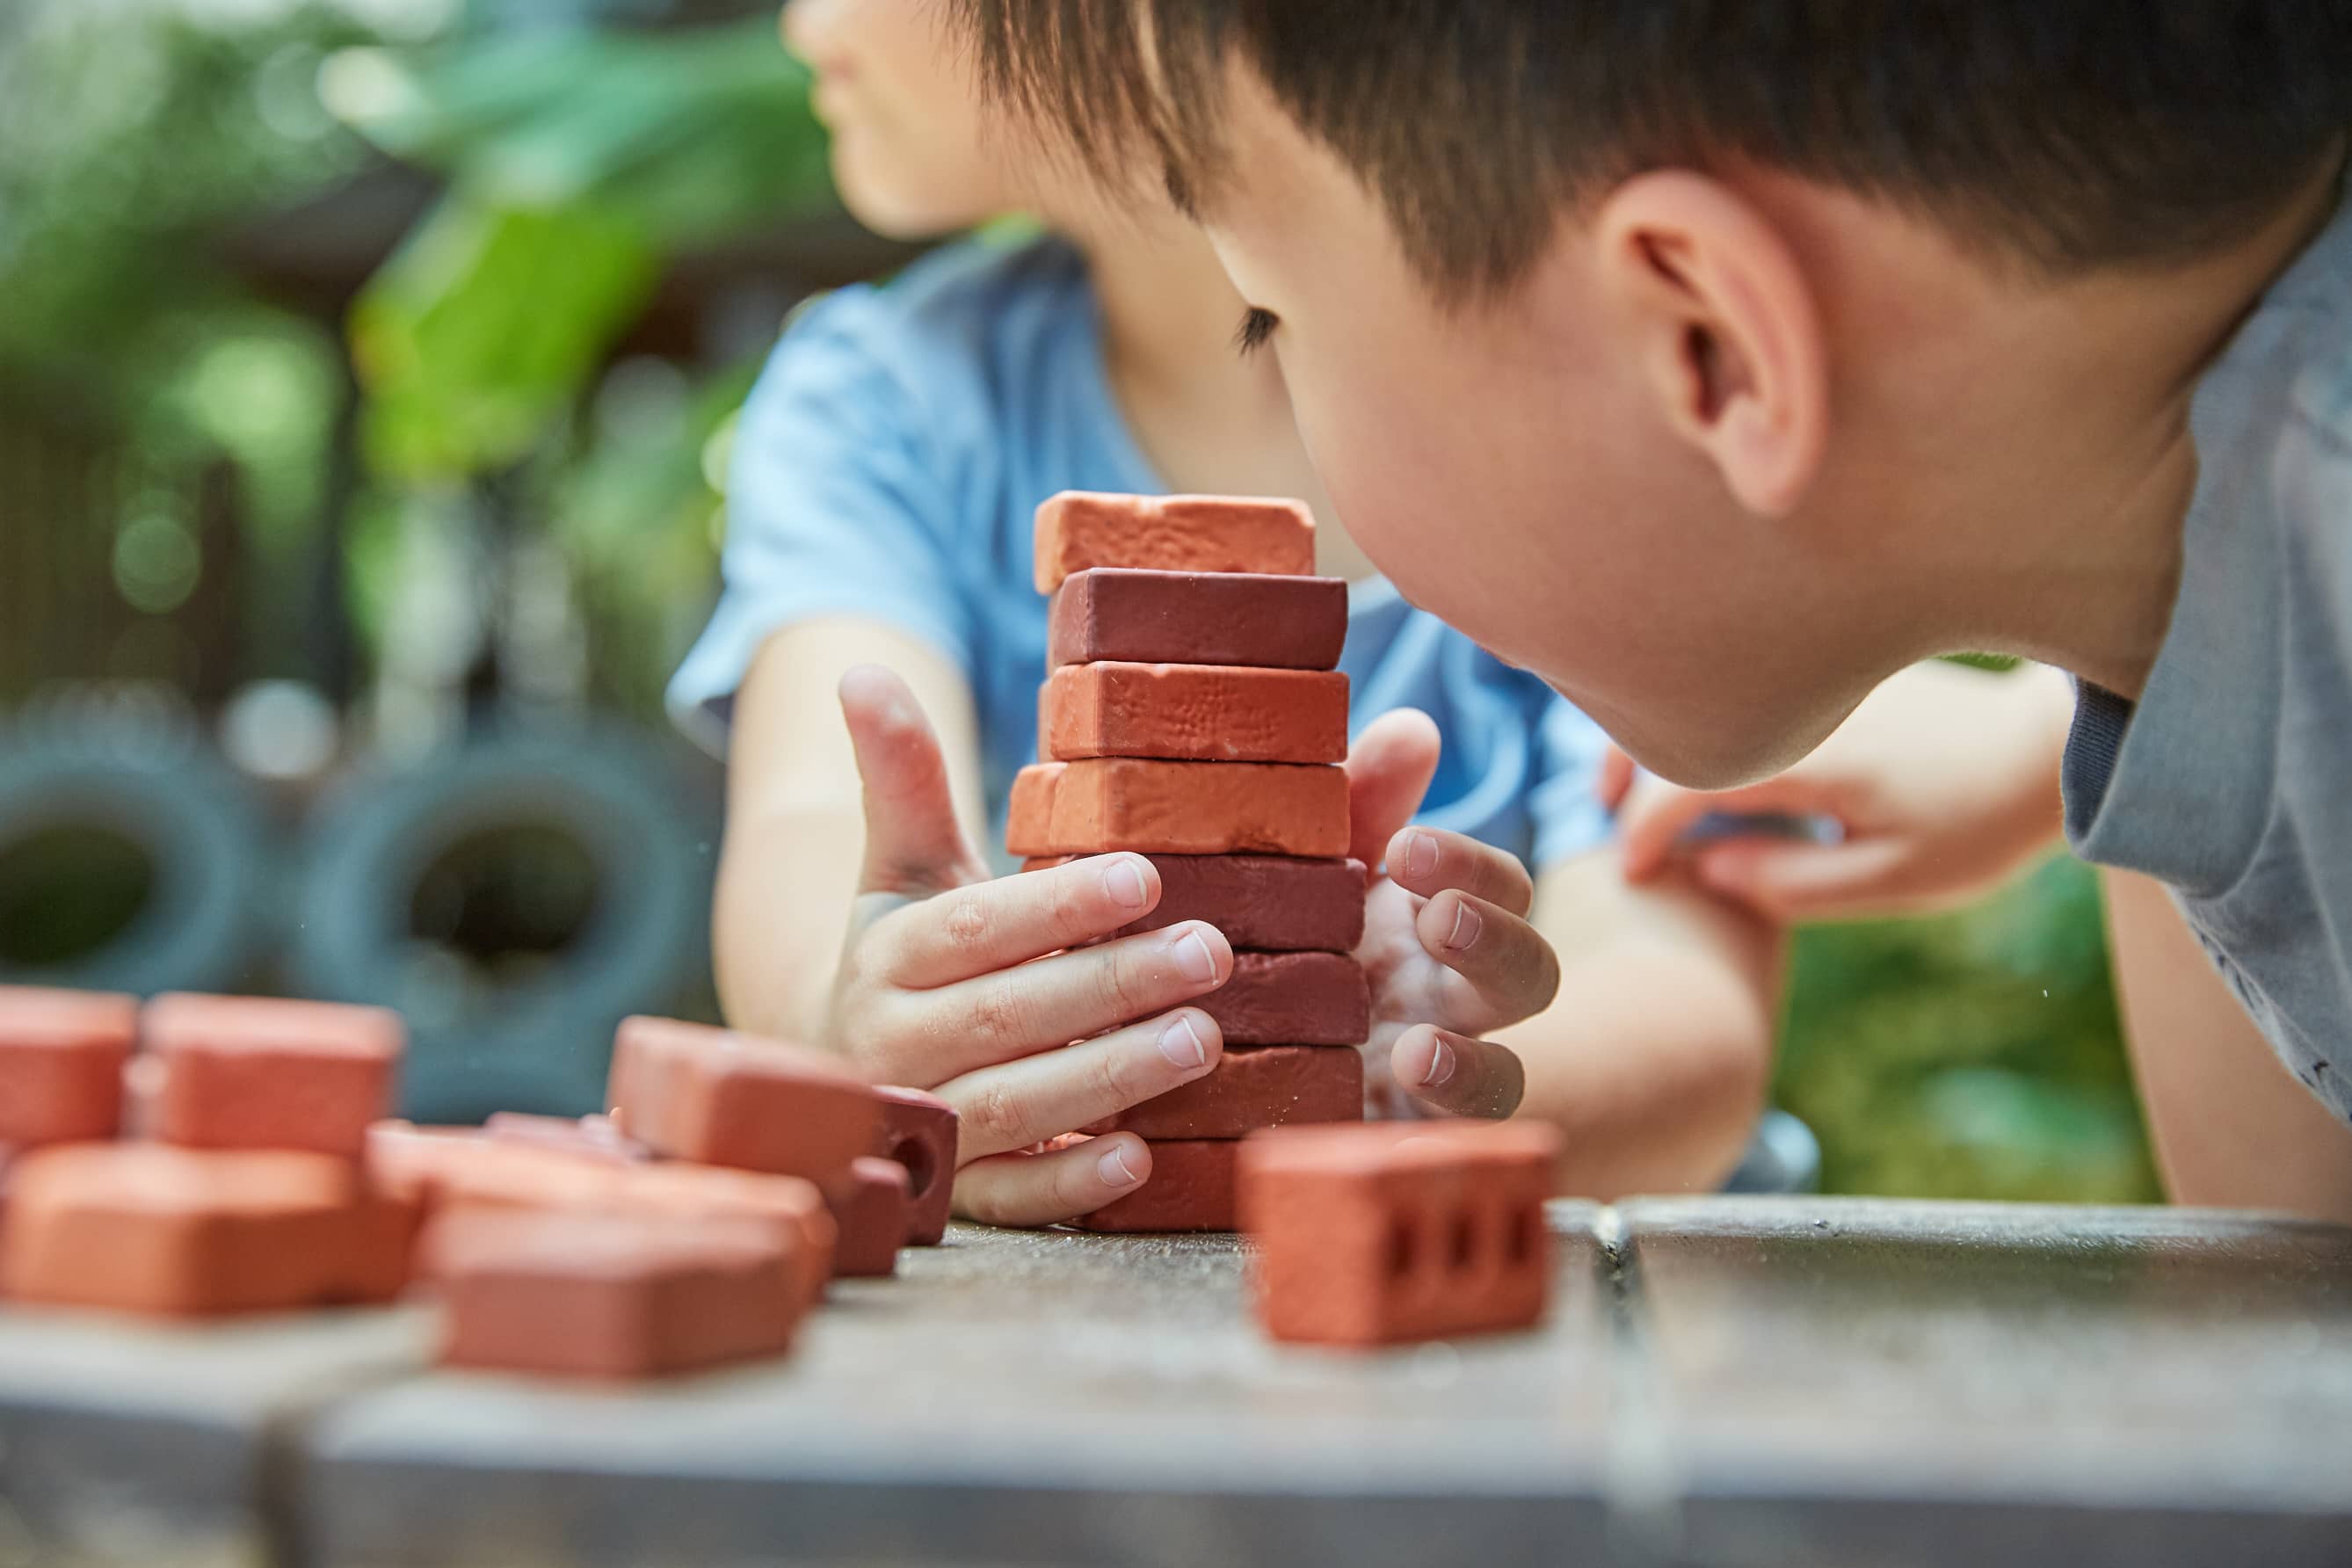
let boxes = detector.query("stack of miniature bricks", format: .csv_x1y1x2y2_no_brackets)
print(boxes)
0,984,958,1383
1009,491,1372,1232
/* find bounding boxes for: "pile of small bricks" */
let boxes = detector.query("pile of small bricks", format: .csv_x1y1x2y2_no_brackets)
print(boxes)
0,985,955,1381
1010,491,1375,1232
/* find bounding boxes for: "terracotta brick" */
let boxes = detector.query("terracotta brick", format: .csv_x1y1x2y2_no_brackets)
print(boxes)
0,986,137,1148
0,1144,416,1318
1071,1139,1238,1232
873,1086,957,1246
484,1112,651,1165
146,993,403,1158
1048,568,1347,671
1238,1121,1562,1347
1025,853,1368,953
434,1209,800,1380
1040,663,1349,766
820,1156,911,1276
1200,952,1371,1047
606,1016,878,1181
1032,492,1315,593
1103,1046,1363,1140
1005,759,1348,858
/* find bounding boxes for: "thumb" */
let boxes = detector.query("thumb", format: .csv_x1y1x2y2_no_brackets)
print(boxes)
1347,708,1441,875
839,664,985,897
1690,836,1916,923
1617,771,1834,882
1392,1027,1526,1119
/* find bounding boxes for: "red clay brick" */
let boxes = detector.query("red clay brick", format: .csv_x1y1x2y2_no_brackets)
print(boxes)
1033,492,1315,594
820,1156,911,1276
146,993,403,1158
606,1016,878,1182
1238,1121,1562,1347
1025,853,1368,953
435,1209,800,1380
1103,1046,1363,1140
484,1112,651,1165
1005,759,1348,858
873,1086,956,1245
1,1144,416,1318
0,986,138,1148
1041,663,1349,765
1071,1139,1238,1232
1048,568,1347,671
1200,952,1371,1047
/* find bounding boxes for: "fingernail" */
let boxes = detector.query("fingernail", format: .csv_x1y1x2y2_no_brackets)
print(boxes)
1419,1034,1457,1088
1103,855,1150,910
1403,830,1437,881
1098,1143,1142,1187
1444,898,1483,952
1158,1013,1209,1070
1171,928,1221,985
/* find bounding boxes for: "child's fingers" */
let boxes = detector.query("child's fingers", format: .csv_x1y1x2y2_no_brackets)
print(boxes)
840,664,988,897
875,921,1233,1084
944,1007,1224,1163
952,1132,1151,1228
1693,836,1917,923
1344,708,1441,874
866,853,1163,990
1390,1026,1526,1119
1413,889,1561,1025
1596,745,1637,810
1386,826,1535,915
1617,772,1818,882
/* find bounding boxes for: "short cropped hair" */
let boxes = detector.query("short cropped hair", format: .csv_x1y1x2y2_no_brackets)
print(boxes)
955,1,2352,299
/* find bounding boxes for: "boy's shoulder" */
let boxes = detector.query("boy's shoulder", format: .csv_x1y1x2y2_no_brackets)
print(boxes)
782,229,1093,371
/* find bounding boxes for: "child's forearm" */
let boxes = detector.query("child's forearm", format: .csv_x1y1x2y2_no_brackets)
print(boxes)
714,804,867,1044
1497,854,1783,1197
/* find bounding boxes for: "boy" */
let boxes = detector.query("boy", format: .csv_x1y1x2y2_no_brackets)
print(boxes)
952,5,2352,1154
671,0,1782,1227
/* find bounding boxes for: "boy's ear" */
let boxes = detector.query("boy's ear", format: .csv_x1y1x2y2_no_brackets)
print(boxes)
1593,171,1828,519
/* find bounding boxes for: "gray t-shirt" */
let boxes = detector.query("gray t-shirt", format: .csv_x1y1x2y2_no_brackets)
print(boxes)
2063,185,2352,1123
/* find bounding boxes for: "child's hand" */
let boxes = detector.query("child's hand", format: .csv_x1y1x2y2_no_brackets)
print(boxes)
828,666,1235,1227
1606,661,2075,922
1347,710,1561,1119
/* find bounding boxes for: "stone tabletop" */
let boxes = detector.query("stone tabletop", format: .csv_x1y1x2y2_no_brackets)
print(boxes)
2,1197,2348,1567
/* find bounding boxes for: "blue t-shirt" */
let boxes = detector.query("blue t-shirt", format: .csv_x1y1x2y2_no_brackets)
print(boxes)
669,235,1613,871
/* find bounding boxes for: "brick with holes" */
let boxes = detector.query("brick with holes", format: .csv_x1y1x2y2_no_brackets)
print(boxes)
1040,662,1350,765
146,993,403,1159
435,1209,802,1380
1005,759,1348,859
1033,492,1315,594
606,1015,878,1182
0,986,138,1149
820,1156,911,1275
1071,1138,1239,1233
1049,568,1347,671
1238,1120,1562,1347
872,1085,956,1245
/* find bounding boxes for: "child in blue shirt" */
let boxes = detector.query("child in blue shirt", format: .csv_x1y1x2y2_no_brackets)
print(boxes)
670,0,1782,1225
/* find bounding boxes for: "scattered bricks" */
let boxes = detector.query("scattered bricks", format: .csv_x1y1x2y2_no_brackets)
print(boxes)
1033,492,1315,593
1071,1139,1238,1233
1103,1046,1363,1141
1238,1121,1563,1347
485,1112,651,1165
146,993,403,1159
613,1164,837,1311
0,1145,413,1318
1005,759,1348,859
434,1209,800,1380
606,1016,878,1182
821,1156,911,1277
1199,952,1370,1047
1041,663,1349,765
1027,853,1368,953
1048,568,1348,671
0,986,137,1148
874,1086,957,1246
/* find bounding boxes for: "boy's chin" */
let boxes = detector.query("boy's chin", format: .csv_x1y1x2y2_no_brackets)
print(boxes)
1610,707,1837,793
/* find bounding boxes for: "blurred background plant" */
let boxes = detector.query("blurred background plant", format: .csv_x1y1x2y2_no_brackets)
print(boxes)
0,0,2160,1190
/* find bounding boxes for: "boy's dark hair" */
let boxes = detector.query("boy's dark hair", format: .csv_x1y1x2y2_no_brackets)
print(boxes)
955,1,2352,299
